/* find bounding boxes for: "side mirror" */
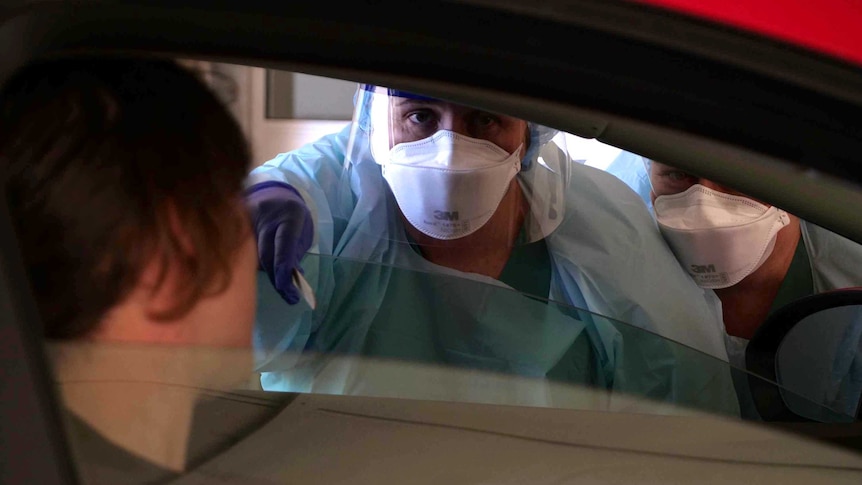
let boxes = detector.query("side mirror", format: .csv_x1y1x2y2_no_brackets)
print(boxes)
747,289,862,422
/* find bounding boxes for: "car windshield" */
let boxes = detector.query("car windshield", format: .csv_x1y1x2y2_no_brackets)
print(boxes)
28,60,862,484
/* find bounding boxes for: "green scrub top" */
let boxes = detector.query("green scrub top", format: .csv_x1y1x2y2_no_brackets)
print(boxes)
406,227,552,300
498,237,552,299
768,236,815,316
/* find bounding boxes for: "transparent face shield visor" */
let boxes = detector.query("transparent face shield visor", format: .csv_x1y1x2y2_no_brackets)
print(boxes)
339,84,572,250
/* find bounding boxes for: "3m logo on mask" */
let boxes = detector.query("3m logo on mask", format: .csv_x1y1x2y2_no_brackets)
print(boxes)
690,264,716,274
433,210,460,221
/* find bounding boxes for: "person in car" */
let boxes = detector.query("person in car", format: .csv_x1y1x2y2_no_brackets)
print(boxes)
0,58,258,483
246,86,738,414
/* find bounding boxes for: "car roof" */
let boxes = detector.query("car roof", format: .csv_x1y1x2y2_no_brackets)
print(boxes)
635,0,862,66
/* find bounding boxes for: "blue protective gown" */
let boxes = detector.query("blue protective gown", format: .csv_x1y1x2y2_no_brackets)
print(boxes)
248,127,739,416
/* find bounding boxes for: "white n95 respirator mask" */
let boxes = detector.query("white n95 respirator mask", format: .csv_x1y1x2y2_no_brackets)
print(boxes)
378,130,522,240
654,184,790,289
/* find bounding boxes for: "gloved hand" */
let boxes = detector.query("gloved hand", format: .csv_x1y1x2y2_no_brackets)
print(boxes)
246,181,314,304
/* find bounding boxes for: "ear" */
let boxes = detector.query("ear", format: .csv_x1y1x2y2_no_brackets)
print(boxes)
137,201,197,318
89,251,190,344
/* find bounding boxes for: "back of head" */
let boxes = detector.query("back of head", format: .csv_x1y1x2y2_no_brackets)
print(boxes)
0,57,252,339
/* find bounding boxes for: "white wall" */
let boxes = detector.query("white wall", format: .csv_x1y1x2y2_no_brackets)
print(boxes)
200,64,349,167
244,68,350,166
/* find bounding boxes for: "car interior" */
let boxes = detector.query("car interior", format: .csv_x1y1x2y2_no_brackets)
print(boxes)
4,1,862,483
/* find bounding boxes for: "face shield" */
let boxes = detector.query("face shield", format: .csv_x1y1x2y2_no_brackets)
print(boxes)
341,84,572,248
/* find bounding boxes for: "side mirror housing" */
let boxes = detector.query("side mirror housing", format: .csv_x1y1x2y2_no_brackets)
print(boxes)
747,289,862,422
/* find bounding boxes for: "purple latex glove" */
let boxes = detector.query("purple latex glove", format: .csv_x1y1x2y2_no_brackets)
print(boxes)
245,181,314,304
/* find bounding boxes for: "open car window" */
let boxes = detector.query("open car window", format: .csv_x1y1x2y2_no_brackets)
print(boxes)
44,65,862,483
33,62,855,477
6,1,862,481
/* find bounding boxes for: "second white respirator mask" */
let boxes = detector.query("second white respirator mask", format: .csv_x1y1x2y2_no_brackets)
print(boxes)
654,185,790,289
378,130,522,240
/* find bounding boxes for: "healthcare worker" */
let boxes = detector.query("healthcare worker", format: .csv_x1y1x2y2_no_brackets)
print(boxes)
606,153,862,417
247,85,738,415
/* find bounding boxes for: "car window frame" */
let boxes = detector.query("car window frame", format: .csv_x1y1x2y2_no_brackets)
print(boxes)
5,1,862,482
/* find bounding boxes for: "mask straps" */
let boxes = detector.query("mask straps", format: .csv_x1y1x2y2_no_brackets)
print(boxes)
641,157,659,201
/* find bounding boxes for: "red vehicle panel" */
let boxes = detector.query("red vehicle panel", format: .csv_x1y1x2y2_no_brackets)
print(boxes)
633,0,862,66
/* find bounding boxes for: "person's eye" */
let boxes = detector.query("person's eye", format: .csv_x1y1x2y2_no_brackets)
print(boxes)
406,110,435,125
473,112,499,129
664,170,692,182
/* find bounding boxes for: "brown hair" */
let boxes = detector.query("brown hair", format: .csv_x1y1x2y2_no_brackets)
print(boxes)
0,57,252,339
